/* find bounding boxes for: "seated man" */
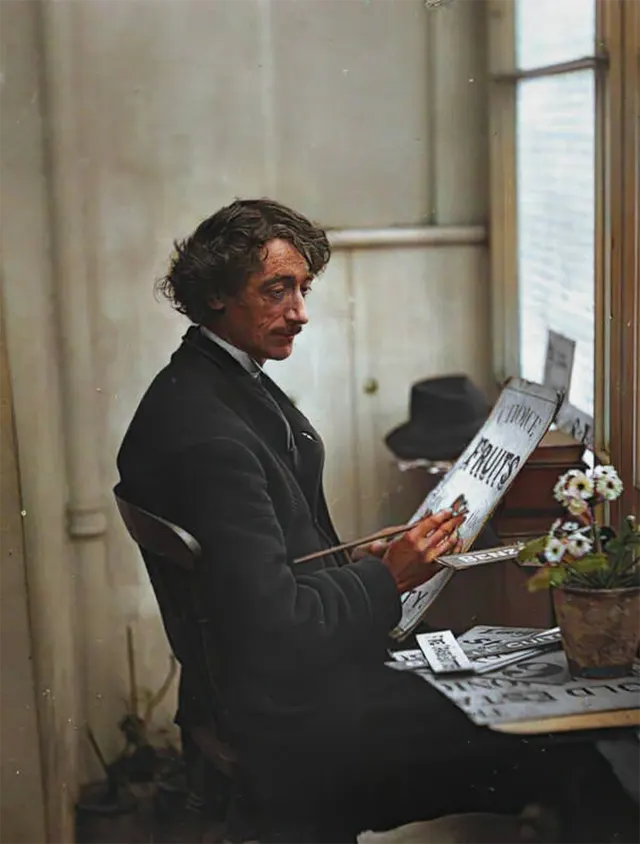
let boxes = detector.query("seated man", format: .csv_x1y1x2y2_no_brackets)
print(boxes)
117,199,591,842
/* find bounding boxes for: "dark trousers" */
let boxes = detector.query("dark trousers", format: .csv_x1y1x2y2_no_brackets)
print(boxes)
231,663,597,840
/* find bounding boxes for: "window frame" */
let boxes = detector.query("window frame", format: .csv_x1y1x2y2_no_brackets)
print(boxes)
607,0,640,515
487,0,639,513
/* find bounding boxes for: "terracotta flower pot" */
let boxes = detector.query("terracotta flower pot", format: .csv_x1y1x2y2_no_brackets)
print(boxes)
552,585,640,679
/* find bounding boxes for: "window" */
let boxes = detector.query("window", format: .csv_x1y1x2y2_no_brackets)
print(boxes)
515,0,597,417
489,0,640,511
515,0,595,69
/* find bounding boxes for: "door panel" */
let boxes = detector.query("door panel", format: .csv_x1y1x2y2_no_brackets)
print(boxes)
352,245,491,534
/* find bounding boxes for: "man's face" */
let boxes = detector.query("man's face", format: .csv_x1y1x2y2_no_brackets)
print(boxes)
209,238,312,363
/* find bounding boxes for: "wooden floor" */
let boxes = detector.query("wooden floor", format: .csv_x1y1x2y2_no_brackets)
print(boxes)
76,792,639,844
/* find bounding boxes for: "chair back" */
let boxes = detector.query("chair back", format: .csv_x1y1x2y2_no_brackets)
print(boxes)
114,489,201,570
113,484,237,773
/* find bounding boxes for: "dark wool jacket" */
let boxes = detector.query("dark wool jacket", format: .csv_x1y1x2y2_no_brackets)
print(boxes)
116,327,401,729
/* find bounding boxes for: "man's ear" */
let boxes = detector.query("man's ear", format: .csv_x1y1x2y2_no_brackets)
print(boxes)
207,295,225,313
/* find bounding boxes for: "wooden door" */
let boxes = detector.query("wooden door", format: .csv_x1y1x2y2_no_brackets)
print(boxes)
352,245,492,535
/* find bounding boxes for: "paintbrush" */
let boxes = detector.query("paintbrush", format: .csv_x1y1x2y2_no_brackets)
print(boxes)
293,523,415,564
293,504,469,565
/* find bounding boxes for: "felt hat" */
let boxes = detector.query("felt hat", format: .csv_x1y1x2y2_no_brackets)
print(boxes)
385,375,490,461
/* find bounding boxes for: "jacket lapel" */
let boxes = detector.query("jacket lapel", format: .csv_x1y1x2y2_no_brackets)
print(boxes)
260,373,326,514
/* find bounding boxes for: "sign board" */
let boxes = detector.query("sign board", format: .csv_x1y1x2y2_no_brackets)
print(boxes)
393,379,561,639
438,542,523,571
556,401,595,448
543,330,575,400
542,329,595,447
416,630,472,674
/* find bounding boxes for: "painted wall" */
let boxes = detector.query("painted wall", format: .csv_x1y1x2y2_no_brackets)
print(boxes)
0,311,47,844
0,1,489,838
0,3,81,839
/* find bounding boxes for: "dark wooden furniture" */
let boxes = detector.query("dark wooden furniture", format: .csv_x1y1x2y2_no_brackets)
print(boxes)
493,429,586,629
493,429,587,540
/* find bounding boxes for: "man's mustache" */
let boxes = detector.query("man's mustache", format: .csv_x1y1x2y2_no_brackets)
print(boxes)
275,326,303,336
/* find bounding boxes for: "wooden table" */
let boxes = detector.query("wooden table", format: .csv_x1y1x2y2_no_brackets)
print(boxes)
491,707,640,735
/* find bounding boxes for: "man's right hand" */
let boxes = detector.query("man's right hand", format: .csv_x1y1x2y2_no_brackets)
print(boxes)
382,510,464,594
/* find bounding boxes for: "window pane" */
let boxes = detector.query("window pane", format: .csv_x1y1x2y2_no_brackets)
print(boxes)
516,0,596,70
516,70,595,417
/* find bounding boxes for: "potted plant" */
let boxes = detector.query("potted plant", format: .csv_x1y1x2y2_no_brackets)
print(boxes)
517,464,639,679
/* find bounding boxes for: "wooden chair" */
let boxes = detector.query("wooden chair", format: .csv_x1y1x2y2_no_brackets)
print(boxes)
113,487,255,839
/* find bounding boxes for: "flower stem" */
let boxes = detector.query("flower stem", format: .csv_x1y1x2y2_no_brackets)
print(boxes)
590,505,602,554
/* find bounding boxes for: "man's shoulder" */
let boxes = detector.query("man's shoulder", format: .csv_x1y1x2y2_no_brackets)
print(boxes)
139,353,223,410
120,350,249,454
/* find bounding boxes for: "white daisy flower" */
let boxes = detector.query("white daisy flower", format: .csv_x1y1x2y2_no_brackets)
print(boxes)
566,472,594,500
589,464,623,499
567,496,589,516
549,519,582,538
591,464,618,480
544,537,566,564
553,469,583,504
562,521,580,534
567,533,592,558
553,478,570,505
596,473,623,501
560,469,583,484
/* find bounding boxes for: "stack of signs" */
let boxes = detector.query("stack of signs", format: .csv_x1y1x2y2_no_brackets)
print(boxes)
387,626,640,726
388,626,562,677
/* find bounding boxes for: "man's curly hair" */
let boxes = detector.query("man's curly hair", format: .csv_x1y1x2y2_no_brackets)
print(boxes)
156,198,331,324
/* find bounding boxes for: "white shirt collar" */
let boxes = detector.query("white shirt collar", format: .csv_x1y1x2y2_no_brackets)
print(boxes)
200,325,262,378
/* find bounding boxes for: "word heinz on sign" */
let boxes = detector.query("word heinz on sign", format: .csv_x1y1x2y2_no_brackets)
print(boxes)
439,543,523,571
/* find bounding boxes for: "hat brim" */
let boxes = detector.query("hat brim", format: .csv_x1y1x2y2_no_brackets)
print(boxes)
385,416,486,461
